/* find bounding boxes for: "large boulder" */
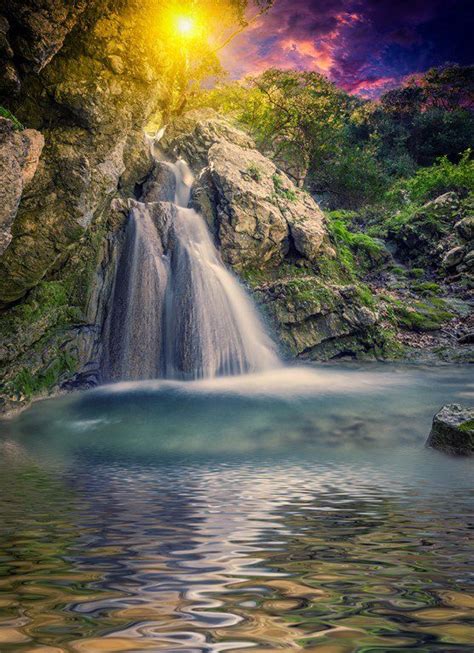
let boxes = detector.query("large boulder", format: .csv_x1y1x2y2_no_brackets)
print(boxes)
426,404,474,456
0,118,44,254
163,110,328,271
252,275,385,360
162,110,393,361
455,216,474,242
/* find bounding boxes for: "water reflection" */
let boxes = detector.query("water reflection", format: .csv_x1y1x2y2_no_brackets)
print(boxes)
0,364,473,651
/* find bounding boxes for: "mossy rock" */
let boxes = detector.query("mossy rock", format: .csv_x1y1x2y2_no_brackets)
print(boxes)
388,297,454,332
411,281,441,296
427,404,474,456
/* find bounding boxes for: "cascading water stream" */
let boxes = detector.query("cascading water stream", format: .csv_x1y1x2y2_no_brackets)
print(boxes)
102,159,279,381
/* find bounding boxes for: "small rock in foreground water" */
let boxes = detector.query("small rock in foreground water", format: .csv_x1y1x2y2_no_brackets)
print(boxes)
426,404,474,456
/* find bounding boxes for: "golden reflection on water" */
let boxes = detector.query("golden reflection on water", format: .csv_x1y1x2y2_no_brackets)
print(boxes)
1,364,474,652
0,453,473,652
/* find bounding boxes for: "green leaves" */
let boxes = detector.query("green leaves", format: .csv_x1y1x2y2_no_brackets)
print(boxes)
0,106,24,130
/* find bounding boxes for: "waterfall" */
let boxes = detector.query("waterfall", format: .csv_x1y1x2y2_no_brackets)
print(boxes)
102,160,279,382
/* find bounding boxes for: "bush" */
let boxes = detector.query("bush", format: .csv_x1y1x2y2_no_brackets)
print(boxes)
388,149,474,205
326,211,386,275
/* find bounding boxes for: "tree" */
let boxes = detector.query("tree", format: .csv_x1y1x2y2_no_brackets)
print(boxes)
200,69,387,206
156,0,273,120
362,65,474,170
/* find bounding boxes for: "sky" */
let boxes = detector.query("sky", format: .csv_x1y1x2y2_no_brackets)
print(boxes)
220,0,473,98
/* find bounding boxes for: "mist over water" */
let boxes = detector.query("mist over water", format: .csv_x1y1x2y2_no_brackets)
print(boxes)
102,160,278,382
1,364,473,651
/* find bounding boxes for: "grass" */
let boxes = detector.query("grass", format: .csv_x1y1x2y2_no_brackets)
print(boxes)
324,211,386,280
356,284,376,308
0,106,24,130
408,268,425,279
411,281,440,296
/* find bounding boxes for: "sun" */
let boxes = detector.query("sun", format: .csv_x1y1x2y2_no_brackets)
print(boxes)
176,15,195,37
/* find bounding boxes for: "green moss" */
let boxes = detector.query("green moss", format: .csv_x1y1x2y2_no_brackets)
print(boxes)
388,297,454,331
408,268,425,279
0,106,24,130
284,277,337,308
8,352,77,399
391,266,407,277
459,419,474,433
0,280,79,347
368,326,405,360
272,173,297,201
242,261,311,288
325,212,386,278
241,267,272,288
411,281,440,296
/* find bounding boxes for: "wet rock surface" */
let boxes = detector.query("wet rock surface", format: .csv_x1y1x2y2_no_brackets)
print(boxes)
426,404,474,456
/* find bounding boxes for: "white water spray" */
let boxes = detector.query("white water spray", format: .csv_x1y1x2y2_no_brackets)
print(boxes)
102,159,279,381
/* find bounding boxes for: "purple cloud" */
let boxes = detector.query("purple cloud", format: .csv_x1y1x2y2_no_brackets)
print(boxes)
220,0,472,97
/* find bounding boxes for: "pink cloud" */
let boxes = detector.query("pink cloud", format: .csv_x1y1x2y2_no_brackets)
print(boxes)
217,0,468,97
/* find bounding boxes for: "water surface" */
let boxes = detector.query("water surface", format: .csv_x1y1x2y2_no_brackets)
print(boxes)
0,364,473,652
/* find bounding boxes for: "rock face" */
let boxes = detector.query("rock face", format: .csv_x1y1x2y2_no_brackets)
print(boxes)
253,278,382,360
426,404,474,456
450,209,474,283
163,111,390,361
0,0,170,412
162,110,329,271
390,191,474,288
0,117,44,254
0,0,165,307
0,1,88,95
391,192,461,268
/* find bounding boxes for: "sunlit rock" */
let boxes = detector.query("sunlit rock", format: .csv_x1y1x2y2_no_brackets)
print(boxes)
0,118,44,255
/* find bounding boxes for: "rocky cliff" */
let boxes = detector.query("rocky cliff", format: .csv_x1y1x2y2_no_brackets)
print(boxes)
161,110,392,361
0,0,167,411
0,3,470,413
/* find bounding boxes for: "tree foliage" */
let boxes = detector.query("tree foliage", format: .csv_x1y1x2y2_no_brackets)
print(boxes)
200,69,387,206
156,0,273,120
359,64,474,172
199,64,474,209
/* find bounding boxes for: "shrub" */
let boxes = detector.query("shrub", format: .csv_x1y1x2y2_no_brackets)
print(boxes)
387,149,474,205
272,173,297,201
